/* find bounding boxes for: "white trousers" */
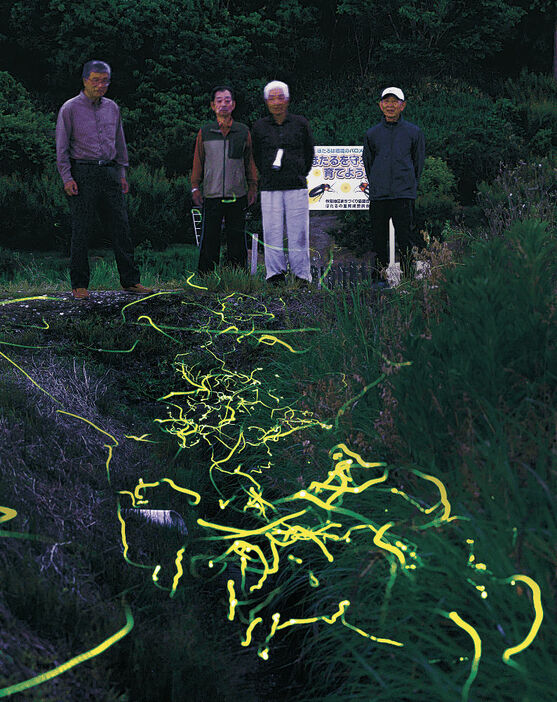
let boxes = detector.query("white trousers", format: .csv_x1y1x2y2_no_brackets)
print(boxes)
260,189,311,281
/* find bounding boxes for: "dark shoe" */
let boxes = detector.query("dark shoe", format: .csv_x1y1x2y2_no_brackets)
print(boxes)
72,287,89,300
267,273,286,286
294,277,310,288
122,283,154,294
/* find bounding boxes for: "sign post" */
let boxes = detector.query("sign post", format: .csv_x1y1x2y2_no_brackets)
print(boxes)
307,146,368,211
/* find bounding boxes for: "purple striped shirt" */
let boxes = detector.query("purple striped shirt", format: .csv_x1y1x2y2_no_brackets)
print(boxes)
56,91,129,183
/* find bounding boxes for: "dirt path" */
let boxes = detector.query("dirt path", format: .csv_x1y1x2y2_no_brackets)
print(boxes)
309,213,373,268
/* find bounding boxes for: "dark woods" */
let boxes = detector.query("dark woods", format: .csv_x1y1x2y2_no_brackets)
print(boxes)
0,0,555,250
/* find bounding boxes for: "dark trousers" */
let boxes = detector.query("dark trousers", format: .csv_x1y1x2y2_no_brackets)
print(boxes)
197,196,248,274
68,163,140,289
369,198,422,270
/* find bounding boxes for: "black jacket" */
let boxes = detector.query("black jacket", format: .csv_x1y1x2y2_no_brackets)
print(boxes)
252,113,315,191
362,117,425,201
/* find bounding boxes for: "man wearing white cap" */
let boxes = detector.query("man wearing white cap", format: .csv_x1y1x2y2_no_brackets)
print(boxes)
362,87,425,278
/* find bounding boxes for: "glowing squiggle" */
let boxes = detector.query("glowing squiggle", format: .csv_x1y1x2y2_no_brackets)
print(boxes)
0,506,17,524
442,610,482,702
170,547,186,597
56,410,118,483
502,575,544,668
411,468,455,525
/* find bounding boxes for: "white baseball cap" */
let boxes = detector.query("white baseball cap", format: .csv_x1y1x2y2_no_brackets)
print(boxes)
381,87,405,101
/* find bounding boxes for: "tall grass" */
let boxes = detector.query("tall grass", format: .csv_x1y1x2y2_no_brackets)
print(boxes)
0,243,200,292
264,220,556,701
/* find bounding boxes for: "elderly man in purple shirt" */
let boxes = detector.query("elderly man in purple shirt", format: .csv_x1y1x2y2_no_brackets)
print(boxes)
56,60,151,299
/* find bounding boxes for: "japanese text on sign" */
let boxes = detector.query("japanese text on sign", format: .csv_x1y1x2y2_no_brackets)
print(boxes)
307,146,369,211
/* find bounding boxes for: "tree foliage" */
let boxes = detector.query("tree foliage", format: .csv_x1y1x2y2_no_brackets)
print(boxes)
0,72,54,174
334,0,526,78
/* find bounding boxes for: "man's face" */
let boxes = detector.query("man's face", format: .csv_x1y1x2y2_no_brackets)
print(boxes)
83,71,110,100
379,95,406,122
211,90,235,119
265,88,289,119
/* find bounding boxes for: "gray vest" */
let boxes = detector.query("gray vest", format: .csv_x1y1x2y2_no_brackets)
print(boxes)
201,121,249,199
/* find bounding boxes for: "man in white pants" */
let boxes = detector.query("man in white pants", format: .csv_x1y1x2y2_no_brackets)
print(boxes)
252,81,315,284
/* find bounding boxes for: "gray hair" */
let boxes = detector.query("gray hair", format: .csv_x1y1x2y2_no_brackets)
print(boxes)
263,80,289,100
82,60,111,80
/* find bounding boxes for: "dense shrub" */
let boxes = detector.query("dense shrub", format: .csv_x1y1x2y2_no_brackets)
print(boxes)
409,80,522,201
477,156,556,237
126,165,192,249
502,70,557,156
0,165,193,252
390,219,556,468
414,156,459,235
0,71,55,174
0,167,70,251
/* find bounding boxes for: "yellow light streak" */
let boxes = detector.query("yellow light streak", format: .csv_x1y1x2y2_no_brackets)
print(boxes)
412,469,452,522
445,611,481,702
227,579,238,621
0,295,52,305
255,334,304,353
241,617,263,647
197,510,308,539
125,433,157,442
185,272,208,290
170,547,186,597
276,600,350,630
116,503,156,570
340,615,404,647
502,575,544,667
56,411,118,482
120,290,175,322
137,315,183,343
373,522,406,566
0,507,17,524
0,351,62,405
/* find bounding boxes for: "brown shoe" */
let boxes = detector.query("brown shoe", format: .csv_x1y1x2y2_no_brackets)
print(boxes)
122,283,153,294
72,287,89,300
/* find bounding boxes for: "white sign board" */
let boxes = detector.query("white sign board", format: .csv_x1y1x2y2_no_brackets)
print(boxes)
307,146,369,211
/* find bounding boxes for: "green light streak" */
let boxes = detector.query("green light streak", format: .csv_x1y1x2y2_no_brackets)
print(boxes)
0,604,133,699
441,610,482,702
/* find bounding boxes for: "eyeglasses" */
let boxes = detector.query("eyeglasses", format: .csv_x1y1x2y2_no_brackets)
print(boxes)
87,78,110,86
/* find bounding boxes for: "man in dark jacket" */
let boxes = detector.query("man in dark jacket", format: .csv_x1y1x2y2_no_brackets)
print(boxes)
362,87,425,274
191,86,258,274
252,81,315,284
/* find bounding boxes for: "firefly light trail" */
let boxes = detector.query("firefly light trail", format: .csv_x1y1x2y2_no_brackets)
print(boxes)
0,292,547,700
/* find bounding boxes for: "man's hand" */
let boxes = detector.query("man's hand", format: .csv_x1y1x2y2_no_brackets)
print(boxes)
247,188,257,207
121,178,129,194
192,189,203,207
64,180,78,196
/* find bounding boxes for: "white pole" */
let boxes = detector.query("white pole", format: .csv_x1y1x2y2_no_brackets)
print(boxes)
250,233,258,275
387,218,401,286
389,218,395,268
